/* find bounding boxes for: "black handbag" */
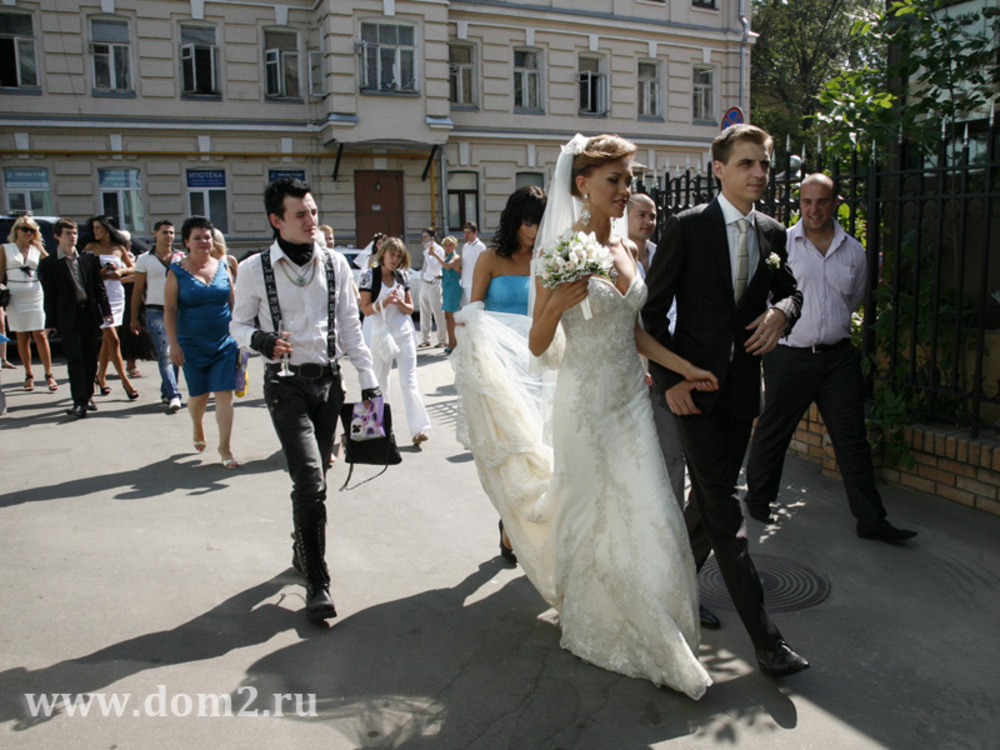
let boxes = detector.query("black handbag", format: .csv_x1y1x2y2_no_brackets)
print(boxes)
338,398,402,489
0,285,9,309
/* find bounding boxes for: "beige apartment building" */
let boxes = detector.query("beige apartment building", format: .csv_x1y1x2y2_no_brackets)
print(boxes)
0,0,752,251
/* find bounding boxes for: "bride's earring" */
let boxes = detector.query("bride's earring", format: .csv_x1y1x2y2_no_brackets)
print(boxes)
581,193,591,229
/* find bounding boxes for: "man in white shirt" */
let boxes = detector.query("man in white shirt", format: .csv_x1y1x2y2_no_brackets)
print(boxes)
628,193,685,507
231,177,380,620
458,221,486,308
745,173,917,543
418,227,447,347
131,220,183,412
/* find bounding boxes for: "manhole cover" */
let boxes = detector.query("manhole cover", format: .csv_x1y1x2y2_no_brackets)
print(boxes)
698,554,831,613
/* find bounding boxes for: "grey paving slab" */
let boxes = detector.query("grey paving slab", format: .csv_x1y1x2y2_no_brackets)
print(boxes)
1,351,997,749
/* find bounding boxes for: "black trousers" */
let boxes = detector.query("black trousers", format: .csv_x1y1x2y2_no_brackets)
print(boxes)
745,342,886,532
263,366,344,512
60,308,100,408
676,383,783,652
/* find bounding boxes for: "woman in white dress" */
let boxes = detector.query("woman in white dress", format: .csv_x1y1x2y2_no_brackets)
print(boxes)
3,216,55,392
456,135,717,699
84,215,138,400
358,237,431,445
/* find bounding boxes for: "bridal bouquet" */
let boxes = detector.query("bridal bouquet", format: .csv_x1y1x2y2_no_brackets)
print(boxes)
537,230,614,319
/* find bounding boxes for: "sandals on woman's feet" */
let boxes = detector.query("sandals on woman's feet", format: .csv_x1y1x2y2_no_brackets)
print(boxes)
95,378,111,396
46,373,58,391
24,376,34,391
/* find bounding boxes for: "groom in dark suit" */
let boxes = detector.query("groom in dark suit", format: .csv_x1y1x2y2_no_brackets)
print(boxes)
39,218,112,418
643,124,809,677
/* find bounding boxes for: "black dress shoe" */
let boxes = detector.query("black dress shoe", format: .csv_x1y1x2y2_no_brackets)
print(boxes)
744,494,775,523
699,605,721,630
86,400,98,412
66,404,87,419
858,521,917,542
304,583,337,620
756,641,810,677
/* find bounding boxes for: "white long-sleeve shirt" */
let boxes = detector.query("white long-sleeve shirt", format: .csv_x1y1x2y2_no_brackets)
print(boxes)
782,219,867,348
230,241,377,391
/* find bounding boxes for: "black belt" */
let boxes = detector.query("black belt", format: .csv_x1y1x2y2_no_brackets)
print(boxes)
266,361,339,380
782,339,849,354
145,304,164,309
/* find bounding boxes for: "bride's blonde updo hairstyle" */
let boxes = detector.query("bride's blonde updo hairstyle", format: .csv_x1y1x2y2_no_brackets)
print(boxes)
570,134,637,198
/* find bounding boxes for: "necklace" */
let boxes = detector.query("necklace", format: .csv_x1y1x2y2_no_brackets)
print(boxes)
278,257,317,287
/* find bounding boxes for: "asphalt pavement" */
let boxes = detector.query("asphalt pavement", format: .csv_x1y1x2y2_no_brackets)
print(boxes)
1,350,998,750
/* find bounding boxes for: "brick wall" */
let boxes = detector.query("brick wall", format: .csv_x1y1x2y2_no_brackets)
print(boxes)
787,404,1000,517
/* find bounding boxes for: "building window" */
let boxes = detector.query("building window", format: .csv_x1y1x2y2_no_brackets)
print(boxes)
3,167,50,214
264,29,300,99
359,22,416,93
99,169,145,233
180,24,219,96
578,55,607,116
638,60,661,119
447,172,479,231
692,0,718,8
513,49,541,111
186,169,229,234
91,18,131,92
449,43,475,106
308,50,324,97
515,172,544,190
693,66,715,123
0,12,39,89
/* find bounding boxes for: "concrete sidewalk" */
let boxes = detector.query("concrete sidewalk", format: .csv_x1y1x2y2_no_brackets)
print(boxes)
1,353,997,749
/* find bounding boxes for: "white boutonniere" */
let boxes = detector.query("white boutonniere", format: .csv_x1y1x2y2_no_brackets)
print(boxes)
765,252,782,271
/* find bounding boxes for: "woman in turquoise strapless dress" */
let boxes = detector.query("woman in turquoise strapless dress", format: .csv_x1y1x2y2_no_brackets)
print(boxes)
457,185,546,560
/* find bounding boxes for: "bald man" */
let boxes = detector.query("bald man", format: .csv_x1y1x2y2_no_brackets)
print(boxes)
744,173,917,543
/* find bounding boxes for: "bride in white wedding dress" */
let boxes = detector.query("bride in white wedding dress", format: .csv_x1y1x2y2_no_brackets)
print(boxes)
453,134,716,699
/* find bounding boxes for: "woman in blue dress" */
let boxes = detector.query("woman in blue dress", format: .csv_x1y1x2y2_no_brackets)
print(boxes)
164,216,240,468
455,185,546,560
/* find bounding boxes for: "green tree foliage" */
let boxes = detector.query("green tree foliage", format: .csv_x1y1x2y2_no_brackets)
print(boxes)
817,0,1000,162
750,0,883,160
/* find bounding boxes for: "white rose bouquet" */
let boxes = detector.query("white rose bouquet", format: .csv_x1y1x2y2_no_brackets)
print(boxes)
537,230,614,320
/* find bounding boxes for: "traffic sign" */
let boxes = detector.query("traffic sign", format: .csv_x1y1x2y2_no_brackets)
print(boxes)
721,106,745,131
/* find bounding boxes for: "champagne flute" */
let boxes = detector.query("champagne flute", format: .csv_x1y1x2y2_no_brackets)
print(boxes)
277,332,293,377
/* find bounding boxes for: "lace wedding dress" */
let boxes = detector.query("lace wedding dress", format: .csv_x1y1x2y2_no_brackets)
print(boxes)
453,273,712,700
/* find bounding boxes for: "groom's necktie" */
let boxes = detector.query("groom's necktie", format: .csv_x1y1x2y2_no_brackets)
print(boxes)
734,218,750,303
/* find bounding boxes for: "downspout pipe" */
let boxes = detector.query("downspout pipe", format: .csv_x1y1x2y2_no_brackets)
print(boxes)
739,0,750,116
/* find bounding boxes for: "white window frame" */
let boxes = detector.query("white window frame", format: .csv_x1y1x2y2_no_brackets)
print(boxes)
264,28,300,99
98,169,145,234
448,43,476,107
359,21,417,93
637,60,661,119
0,11,39,89
578,55,607,116
308,50,324,97
447,171,479,231
693,65,716,123
186,170,229,234
3,167,51,214
515,172,545,190
90,17,132,93
180,24,219,96
513,48,542,112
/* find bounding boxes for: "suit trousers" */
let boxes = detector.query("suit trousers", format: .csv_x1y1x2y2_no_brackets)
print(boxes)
263,367,343,512
745,342,887,531
676,383,783,652
649,386,686,508
61,306,100,408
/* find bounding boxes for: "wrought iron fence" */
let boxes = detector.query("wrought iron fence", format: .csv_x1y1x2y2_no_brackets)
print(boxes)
642,124,1000,437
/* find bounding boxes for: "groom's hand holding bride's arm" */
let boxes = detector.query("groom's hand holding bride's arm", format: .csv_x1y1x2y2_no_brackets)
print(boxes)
635,324,718,415
528,276,590,356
